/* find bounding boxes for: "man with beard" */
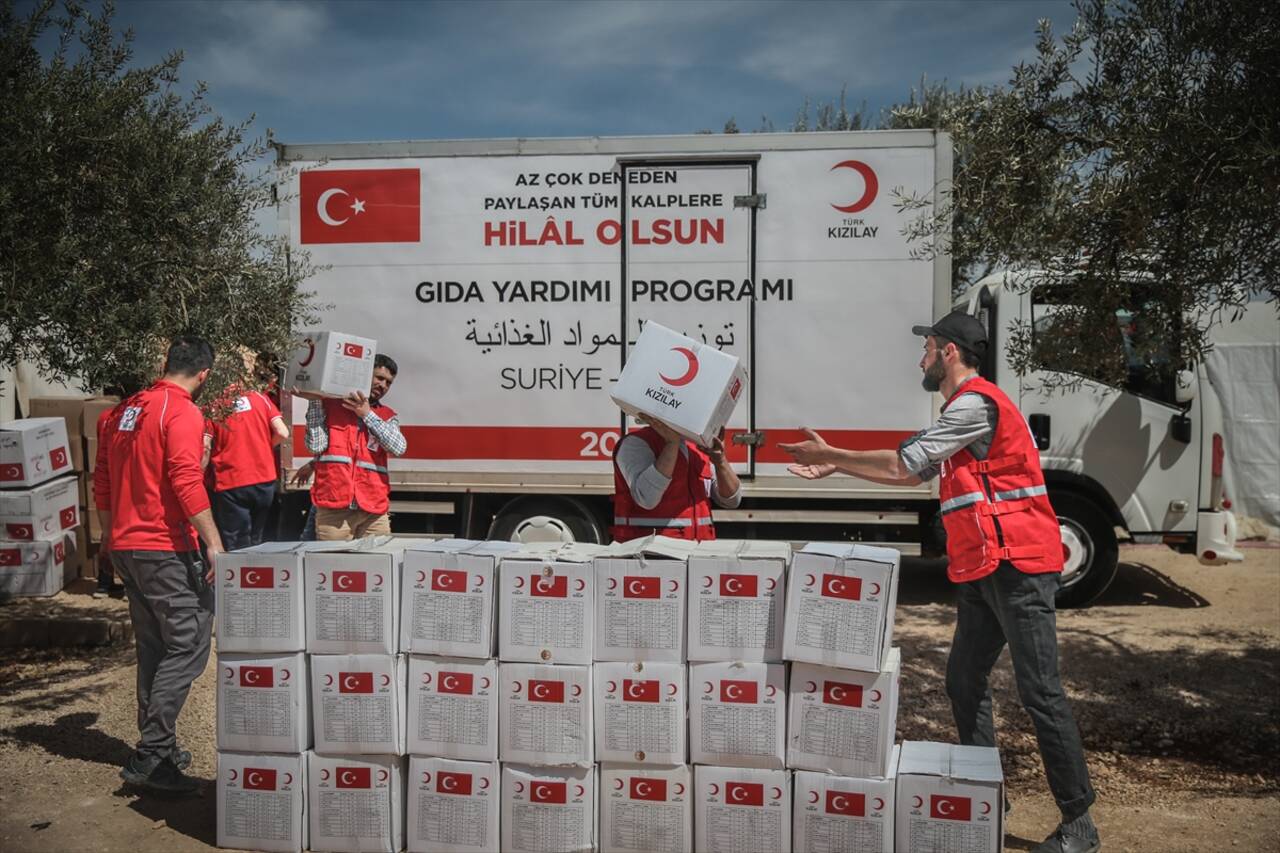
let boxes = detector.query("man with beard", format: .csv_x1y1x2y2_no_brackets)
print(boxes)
779,311,1099,853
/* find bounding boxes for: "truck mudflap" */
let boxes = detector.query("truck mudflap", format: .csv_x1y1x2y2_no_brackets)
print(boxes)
1196,509,1244,565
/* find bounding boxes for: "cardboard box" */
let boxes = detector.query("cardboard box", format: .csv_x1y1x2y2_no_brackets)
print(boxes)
401,539,518,657
216,542,308,653
500,763,595,853
689,661,786,769
73,527,92,581
308,752,405,853
0,474,79,542
79,396,121,438
216,652,310,753
693,765,791,853
594,660,686,764
498,543,601,664
310,653,407,755
286,330,377,399
594,535,694,663
406,655,498,761
85,436,99,473
783,542,900,673
787,650,901,778
499,662,593,766
0,418,73,489
0,538,68,598
687,539,789,662
793,761,897,853
407,757,501,853
598,763,692,853
26,396,89,471
87,506,103,543
895,742,1004,853
304,541,403,655
217,750,307,853
610,321,749,447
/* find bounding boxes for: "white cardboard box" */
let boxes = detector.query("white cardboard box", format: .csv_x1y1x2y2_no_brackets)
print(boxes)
407,757,501,853
610,321,749,447
687,540,790,662
793,760,898,853
401,539,517,657
286,330,378,399
0,418,74,489
0,538,68,598
693,765,791,853
786,649,902,778
593,535,694,662
783,542,900,672
499,662,593,767
310,654,407,755
216,652,310,753
594,660,686,764
895,741,1005,853
216,750,307,853
689,660,786,769
308,752,405,853
500,763,595,853
216,543,308,653
0,474,78,542
598,763,692,853
305,542,403,655
498,543,601,664
406,655,498,761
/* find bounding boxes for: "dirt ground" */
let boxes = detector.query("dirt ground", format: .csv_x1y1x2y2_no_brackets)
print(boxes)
1,544,1276,853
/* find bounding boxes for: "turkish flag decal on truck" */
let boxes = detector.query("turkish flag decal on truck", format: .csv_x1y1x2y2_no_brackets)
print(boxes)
301,168,420,244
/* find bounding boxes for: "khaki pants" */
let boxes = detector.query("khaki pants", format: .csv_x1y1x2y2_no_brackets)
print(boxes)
315,506,392,540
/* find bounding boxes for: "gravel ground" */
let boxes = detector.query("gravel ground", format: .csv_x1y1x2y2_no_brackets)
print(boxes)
0,544,1276,852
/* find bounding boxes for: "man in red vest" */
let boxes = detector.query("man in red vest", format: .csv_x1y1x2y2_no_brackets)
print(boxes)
779,312,1099,853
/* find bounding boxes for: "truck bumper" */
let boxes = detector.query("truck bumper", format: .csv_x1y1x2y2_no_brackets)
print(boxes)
1196,510,1244,565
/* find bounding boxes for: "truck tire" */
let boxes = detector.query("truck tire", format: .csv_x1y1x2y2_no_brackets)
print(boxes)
488,496,607,545
1051,491,1119,608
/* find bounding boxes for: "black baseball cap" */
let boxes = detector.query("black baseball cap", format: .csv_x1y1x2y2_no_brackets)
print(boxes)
912,310,988,355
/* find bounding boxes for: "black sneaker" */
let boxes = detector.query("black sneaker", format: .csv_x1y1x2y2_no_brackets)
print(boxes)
171,747,192,770
119,752,159,785
121,756,201,795
1033,827,1101,853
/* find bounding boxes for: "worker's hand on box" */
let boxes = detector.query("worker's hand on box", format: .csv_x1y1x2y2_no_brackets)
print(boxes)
787,462,838,480
291,386,324,402
342,390,372,419
778,427,832,466
700,427,728,465
637,414,682,445
204,545,223,584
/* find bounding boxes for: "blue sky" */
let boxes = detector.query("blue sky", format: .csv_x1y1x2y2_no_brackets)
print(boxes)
102,0,1079,144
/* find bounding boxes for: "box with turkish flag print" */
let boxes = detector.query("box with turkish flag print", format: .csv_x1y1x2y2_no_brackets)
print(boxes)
687,539,790,663
498,542,602,665
407,757,500,853
285,330,378,399
594,660,686,765
216,652,310,753
689,660,786,769
783,542,900,673
304,541,403,655
895,741,1004,853
401,539,519,657
593,535,694,663
217,542,308,653
793,758,898,853
693,765,791,853
499,661,593,766
0,538,68,598
216,750,308,853
500,763,595,853
610,320,749,448
0,418,73,489
786,649,901,778
598,763,692,853
406,655,498,761
0,474,78,543
307,752,406,853
310,654,407,755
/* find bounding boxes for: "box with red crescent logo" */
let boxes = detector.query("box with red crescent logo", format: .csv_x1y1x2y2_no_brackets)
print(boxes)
693,765,791,853
895,741,1004,853
498,542,602,665
310,653,407,755
687,539,790,663
216,542,308,653
406,655,498,761
216,651,310,753
593,535,695,663
308,752,405,853
599,763,691,853
498,662,593,766
0,474,78,544
407,756,500,853
786,650,901,778
0,538,69,598
401,539,518,657
0,418,73,489
217,750,307,852
594,660,686,764
500,763,594,853
689,660,786,769
285,330,378,399
610,321,750,448
304,542,404,655
783,542,900,673
793,760,898,853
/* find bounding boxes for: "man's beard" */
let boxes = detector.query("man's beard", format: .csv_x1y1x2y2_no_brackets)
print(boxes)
921,357,946,392
191,379,208,402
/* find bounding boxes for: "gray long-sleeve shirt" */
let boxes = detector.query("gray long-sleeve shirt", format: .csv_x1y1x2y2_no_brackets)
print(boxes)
615,434,742,510
898,375,997,481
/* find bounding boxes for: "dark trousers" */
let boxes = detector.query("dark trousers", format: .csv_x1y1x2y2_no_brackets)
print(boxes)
946,561,1096,820
212,481,276,551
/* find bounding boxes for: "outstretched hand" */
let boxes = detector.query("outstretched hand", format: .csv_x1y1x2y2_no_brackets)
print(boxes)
777,427,832,467
787,462,838,480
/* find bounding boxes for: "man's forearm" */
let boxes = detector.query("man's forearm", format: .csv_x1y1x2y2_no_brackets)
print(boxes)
654,439,680,479
189,508,224,552
714,459,741,498
97,509,111,548
827,448,919,484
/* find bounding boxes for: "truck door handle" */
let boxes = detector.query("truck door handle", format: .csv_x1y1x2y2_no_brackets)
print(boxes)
1028,414,1051,451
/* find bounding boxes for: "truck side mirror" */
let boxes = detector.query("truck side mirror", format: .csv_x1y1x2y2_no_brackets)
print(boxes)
1174,369,1197,405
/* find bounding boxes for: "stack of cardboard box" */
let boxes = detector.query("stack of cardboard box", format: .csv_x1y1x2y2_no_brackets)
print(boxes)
0,417,79,596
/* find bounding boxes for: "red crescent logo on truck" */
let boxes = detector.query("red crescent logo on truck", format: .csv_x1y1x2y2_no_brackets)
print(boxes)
659,347,699,386
830,160,878,213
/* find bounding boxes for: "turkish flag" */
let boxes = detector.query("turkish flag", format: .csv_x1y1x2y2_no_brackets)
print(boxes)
438,672,474,695
431,569,467,592
339,672,374,694
243,768,278,791
238,666,275,688
822,574,862,600
531,781,567,804
528,679,565,703
720,680,758,704
0,463,24,483
622,576,660,599
49,447,69,470
725,782,764,806
822,681,864,708
240,567,274,589
341,342,365,359
825,791,866,817
530,574,568,598
332,570,367,593
5,523,32,540
0,548,20,566
59,506,77,529
719,573,757,597
622,679,659,703
630,778,667,801
930,794,972,821
336,767,372,789
436,772,473,795
300,168,420,244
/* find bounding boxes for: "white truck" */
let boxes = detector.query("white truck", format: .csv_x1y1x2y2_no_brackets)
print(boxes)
274,130,1240,606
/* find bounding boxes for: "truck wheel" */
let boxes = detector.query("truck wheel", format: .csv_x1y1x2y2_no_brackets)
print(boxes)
1051,491,1119,608
488,497,606,545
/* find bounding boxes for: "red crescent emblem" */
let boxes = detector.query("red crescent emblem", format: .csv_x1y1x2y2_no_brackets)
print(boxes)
514,576,525,589
283,772,293,785
422,672,432,684
805,681,817,692
659,346,699,386
809,790,820,803
608,577,618,590
674,783,685,795
479,777,490,789
702,575,713,588
668,579,679,592
281,669,291,680
281,569,290,582
229,769,238,781
512,682,522,693
321,769,330,781
317,572,326,585
416,570,426,583
667,683,678,696
422,772,432,784
574,578,586,591
606,681,617,693
378,769,389,781
981,801,992,815
614,778,624,790
224,667,234,679
575,784,585,797
225,569,234,581
830,159,879,213
766,685,777,697
475,575,485,586
571,684,582,697
703,681,714,694
765,577,776,590
870,689,882,702
515,781,525,793
804,573,815,586
480,677,491,689
709,783,720,796
381,674,391,686
771,787,782,800
870,582,881,595
912,795,924,808
324,674,334,685
373,574,383,586
298,338,316,368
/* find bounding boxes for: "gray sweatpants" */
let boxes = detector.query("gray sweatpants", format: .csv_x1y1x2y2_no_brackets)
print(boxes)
112,549,214,761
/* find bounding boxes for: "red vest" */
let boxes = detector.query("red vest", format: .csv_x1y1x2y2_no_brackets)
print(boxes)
612,427,716,543
311,399,396,515
938,376,1064,583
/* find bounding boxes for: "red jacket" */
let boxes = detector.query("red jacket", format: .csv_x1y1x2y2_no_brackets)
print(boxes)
208,389,282,491
611,427,716,543
310,399,395,515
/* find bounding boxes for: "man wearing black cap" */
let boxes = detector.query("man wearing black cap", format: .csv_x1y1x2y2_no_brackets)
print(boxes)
780,311,1100,853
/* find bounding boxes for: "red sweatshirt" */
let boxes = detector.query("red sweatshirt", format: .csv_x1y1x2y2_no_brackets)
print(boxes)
207,389,282,491
94,380,211,552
